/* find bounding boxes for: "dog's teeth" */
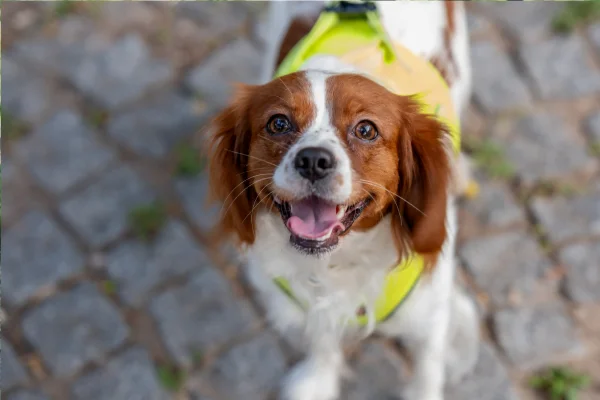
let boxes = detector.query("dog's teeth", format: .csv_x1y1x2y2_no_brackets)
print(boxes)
274,196,282,204
336,205,346,219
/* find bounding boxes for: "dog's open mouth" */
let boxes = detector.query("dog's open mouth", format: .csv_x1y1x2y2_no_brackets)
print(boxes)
274,195,370,254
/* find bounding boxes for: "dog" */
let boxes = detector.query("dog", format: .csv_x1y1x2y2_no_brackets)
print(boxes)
206,2,479,399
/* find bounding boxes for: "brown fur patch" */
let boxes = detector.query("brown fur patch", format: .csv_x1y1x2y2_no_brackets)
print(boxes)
207,72,315,244
327,74,452,264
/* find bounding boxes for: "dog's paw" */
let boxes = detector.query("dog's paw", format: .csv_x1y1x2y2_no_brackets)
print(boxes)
280,359,340,400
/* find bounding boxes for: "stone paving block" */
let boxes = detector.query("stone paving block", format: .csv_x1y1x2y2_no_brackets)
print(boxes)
2,54,58,124
176,1,251,41
22,283,129,378
3,211,85,306
588,23,600,53
446,344,518,400
14,37,94,74
460,231,551,306
492,112,597,185
585,113,600,143
462,179,526,229
186,39,262,109
59,165,156,248
467,13,492,38
493,303,583,368
107,92,207,158
206,333,286,400
558,242,600,303
521,35,600,99
175,173,221,232
65,34,173,110
531,188,600,244
0,160,45,227
343,341,406,400
470,41,532,114
7,390,50,400
71,347,168,400
106,219,211,307
473,2,562,43
150,268,257,367
16,110,115,195
1,338,29,390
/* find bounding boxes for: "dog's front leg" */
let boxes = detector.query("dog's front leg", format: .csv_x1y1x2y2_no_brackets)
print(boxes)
281,335,344,400
400,304,450,400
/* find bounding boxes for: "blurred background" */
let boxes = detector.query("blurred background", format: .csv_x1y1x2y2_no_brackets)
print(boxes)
1,1,599,400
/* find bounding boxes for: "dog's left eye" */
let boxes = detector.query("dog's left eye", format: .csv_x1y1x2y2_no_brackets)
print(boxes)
266,114,293,135
353,120,379,142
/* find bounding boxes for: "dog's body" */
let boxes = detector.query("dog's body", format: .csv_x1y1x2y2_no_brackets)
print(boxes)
208,2,479,400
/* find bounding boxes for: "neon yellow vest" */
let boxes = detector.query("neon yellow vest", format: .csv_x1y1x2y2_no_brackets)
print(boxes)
273,4,460,326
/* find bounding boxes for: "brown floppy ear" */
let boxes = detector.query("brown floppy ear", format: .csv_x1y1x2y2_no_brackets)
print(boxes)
207,88,257,244
392,99,452,259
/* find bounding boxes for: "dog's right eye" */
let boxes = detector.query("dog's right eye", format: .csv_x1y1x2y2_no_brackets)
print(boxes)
266,114,293,135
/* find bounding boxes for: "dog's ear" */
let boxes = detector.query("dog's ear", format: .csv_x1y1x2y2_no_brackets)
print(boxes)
207,87,257,244
392,98,452,258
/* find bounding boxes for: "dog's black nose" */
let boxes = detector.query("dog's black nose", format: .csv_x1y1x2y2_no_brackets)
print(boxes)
294,147,336,182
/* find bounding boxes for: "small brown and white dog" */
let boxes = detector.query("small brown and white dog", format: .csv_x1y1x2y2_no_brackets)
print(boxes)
207,2,479,400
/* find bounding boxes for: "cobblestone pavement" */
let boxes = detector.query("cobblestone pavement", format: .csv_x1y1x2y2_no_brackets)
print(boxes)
2,2,600,400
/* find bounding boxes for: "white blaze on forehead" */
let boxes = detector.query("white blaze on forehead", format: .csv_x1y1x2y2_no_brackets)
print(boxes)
272,70,353,203
304,70,330,130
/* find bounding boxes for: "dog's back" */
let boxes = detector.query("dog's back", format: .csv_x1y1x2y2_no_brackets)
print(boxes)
261,1,471,115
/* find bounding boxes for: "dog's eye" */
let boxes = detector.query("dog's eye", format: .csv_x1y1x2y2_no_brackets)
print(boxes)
266,115,292,135
353,120,378,142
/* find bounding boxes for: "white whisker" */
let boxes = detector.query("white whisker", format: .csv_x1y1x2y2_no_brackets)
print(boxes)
359,179,426,216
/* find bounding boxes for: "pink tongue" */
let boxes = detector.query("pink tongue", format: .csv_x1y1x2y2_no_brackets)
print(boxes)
286,197,345,239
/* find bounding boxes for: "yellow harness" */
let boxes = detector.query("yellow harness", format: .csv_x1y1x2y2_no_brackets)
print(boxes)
273,2,461,326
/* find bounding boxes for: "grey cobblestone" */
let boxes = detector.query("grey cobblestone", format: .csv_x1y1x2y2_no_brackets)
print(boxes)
492,112,597,185
588,23,600,53
186,39,262,109
176,1,252,41
460,231,551,306
150,268,257,367
59,165,156,248
2,54,60,124
107,92,207,158
205,333,286,400
16,110,115,195
106,219,211,307
343,341,406,400
467,13,492,37
1,338,29,390
520,35,600,99
559,242,600,303
3,211,85,306
585,113,600,143
176,173,221,232
474,2,562,43
531,187,600,244
71,347,168,400
470,41,532,114
494,303,583,368
462,179,526,229
64,34,174,110
0,160,43,226
6,391,50,400
446,344,518,400
22,283,129,377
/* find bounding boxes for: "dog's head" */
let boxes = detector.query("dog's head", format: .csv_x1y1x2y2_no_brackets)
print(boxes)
207,71,452,258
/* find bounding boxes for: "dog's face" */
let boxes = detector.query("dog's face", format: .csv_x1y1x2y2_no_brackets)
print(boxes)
208,71,452,258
